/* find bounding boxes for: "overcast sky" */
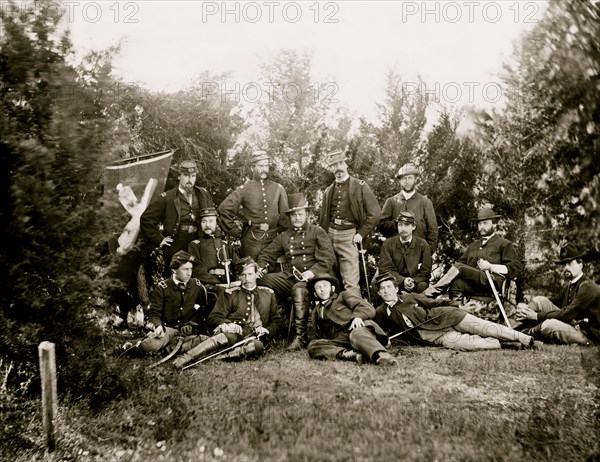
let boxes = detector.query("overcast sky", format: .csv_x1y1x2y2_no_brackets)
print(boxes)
66,1,547,122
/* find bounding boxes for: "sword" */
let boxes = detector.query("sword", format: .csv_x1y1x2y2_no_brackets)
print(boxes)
484,269,511,327
147,337,183,369
357,241,372,303
182,335,258,370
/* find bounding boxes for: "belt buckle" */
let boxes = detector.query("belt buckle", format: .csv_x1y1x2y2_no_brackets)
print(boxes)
258,223,269,231
333,219,343,225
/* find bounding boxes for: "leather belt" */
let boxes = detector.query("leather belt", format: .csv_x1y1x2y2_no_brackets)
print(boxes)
209,269,226,275
179,224,198,233
250,223,271,231
332,218,354,226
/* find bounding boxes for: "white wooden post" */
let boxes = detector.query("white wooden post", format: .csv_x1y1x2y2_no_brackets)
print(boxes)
38,341,57,452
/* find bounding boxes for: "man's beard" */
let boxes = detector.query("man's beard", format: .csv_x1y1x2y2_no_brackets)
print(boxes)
402,185,415,193
202,227,214,235
479,228,493,237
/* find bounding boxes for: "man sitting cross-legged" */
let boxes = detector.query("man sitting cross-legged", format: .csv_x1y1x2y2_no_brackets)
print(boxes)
307,273,398,366
173,257,280,368
374,272,537,350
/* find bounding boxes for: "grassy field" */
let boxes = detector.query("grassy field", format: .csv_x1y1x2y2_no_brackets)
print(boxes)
3,339,600,462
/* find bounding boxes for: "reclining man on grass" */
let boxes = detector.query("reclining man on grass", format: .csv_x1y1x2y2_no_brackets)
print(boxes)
173,256,281,368
374,272,538,350
306,273,398,366
515,243,600,345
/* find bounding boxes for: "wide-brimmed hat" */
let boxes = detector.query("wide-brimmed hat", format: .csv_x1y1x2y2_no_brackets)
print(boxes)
307,273,340,294
170,250,196,269
177,160,198,175
251,150,270,164
395,211,416,225
472,207,502,222
324,149,348,168
396,163,420,178
199,207,218,218
554,243,587,264
374,272,397,287
235,256,257,274
285,193,312,214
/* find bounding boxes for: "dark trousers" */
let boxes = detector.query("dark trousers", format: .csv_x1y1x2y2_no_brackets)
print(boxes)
450,263,503,297
307,325,386,362
241,229,277,260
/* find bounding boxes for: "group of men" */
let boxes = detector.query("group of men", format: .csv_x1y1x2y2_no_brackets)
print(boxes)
125,148,600,369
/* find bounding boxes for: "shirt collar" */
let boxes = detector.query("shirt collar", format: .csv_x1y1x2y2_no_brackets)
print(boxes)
400,237,413,246
172,275,186,287
481,233,496,246
571,273,584,284
401,190,416,200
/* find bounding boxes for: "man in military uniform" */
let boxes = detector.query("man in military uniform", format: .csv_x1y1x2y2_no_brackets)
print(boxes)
188,207,237,287
377,211,432,294
218,150,289,260
307,273,397,366
378,163,438,253
424,207,521,301
319,149,381,292
374,273,536,351
140,160,214,275
257,194,336,350
173,257,280,368
137,251,208,354
516,243,600,345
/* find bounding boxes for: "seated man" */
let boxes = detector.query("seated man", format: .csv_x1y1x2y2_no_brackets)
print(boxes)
377,211,432,294
173,257,281,368
374,273,537,350
307,273,397,366
424,207,521,301
516,243,600,345
137,250,208,354
257,194,336,350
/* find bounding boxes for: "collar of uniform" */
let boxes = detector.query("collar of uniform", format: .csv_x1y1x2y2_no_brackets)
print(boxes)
401,189,416,200
292,221,309,233
570,273,584,285
397,236,413,247
243,285,257,292
335,174,350,185
172,275,187,287
178,185,193,197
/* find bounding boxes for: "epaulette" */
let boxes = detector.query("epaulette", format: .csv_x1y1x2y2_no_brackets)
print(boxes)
193,278,201,286
158,280,168,289
258,286,274,294
225,286,241,294
160,192,167,197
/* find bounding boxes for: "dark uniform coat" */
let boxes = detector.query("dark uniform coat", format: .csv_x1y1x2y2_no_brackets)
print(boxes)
146,277,206,329
459,233,521,280
141,186,213,248
319,177,381,239
539,276,600,342
188,229,237,285
378,235,432,287
208,285,281,336
218,179,289,237
378,191,438,252
257,221,336,275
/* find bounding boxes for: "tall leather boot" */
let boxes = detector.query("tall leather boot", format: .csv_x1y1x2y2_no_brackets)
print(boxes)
173,333,229,369
288,285,309,351
424,265,460,297
216,339,264,361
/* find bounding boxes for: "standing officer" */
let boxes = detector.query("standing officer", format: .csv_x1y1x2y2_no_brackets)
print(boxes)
319,149,381,292
140,160,213,275
378,163,438,253
218,150,289,260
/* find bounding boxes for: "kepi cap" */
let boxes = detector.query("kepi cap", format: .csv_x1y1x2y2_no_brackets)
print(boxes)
324,149,348,168
396,163,420,178
395,211,416,224
178,160,198,175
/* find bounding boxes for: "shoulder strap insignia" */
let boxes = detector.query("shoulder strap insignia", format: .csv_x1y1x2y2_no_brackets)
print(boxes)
193,278,201,286
160,192,167,197
191,239,200,244
225,286,241,295
258,286,274,294
158,280,168,289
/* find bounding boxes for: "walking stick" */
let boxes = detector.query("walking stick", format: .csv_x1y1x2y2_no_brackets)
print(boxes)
484,269,511,327
357,241,372,303
182,335,258,370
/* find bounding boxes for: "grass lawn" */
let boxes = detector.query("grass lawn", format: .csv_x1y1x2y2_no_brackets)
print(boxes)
4,341,600,462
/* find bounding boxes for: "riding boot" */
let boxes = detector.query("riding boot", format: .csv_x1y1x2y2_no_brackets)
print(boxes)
216,339,264,361
449,289,464,302
173,333,229,369
424,265,460,297
288,285,309,350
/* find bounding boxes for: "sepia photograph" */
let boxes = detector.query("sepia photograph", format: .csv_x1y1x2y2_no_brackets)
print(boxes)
1,1,599,461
